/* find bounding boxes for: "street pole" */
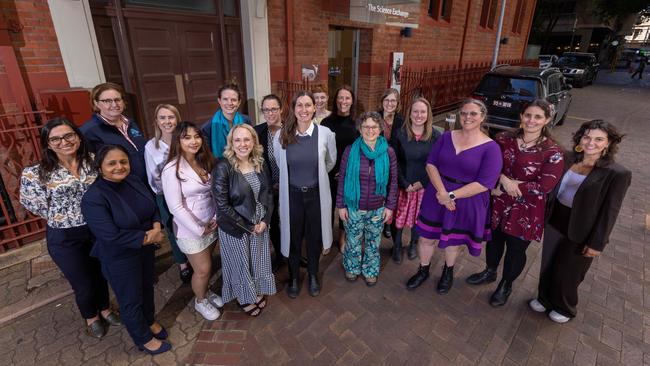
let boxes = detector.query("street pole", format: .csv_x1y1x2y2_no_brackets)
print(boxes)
569,14,578,51
491,0,507,70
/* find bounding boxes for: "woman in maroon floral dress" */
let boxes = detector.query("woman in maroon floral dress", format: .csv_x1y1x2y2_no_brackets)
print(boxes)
466,99,564,306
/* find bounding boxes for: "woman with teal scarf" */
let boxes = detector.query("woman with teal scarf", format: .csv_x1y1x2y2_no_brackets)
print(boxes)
336,112,398,286
201,83,251,158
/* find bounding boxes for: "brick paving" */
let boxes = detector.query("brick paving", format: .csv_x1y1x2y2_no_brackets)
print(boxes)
1,71,649,365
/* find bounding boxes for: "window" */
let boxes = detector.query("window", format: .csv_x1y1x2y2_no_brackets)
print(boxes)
480,0,499,29
548,75,560,94
512,0,527,34
429,0,453,21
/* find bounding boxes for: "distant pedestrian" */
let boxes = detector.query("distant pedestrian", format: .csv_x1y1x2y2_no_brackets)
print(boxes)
630,56,646,79
529,120,631,323
20,118,121,339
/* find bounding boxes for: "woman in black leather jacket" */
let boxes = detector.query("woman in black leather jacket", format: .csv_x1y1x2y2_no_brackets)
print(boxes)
212,124,276,316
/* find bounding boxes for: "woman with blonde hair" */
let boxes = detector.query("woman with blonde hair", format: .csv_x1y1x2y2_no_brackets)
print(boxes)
213,124,276,316
144,104,192,283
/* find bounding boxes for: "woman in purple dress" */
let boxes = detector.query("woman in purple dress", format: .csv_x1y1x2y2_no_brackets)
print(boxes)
406,99,502,294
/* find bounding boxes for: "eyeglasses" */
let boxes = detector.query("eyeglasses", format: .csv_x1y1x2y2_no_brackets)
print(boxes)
261,107,280,114
459,111,481,117
98,98,123,105
48,132,78,146
361,125,380,131
383,99,398,104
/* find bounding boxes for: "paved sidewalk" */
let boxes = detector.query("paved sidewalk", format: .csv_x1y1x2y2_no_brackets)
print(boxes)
0,72,648,365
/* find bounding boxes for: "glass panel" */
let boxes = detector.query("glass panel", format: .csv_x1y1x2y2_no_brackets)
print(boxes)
222,0,237,17
125,0,217,14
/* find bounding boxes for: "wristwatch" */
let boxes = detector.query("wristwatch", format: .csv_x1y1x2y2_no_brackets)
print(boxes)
448,191,456,201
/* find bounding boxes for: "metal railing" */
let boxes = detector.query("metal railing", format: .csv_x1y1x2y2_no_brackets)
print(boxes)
0,111,47,253
275,79,326,121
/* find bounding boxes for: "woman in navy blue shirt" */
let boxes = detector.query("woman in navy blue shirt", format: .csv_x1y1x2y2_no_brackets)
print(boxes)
81,145,170,355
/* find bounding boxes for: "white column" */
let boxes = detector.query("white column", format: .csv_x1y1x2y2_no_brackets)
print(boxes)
47,0,105,88
240,0,272,124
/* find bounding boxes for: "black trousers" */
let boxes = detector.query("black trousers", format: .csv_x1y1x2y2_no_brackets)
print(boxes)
101,245,156,346
270,191,281,259
46,225,110,319
288,186,322,279
485,228,532,282
631,69,644,79
537,202,593,318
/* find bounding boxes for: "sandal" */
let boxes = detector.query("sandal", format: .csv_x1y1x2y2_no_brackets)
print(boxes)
364,276,378,287
345,272,358,282
255,295,267,309
238,303,262,317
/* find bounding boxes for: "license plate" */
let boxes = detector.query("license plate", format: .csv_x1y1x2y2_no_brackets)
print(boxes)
493,100,512,108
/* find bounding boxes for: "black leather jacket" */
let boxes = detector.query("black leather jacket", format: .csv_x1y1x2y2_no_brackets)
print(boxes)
212,159,274,238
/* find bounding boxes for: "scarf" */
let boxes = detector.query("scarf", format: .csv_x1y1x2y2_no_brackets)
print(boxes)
210,109,244,158
343,136,389,210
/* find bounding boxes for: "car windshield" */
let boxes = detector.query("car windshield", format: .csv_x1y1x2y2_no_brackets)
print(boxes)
476,75,538,99
557,56,587,68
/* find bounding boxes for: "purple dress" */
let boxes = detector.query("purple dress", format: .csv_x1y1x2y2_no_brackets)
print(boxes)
416,131,502,256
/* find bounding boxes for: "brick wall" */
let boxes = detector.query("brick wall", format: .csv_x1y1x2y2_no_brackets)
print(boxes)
268,0,535,108
0,0,69,100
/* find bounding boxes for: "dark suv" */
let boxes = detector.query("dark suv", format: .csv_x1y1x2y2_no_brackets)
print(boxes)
472,66,572,131
556,52,599,87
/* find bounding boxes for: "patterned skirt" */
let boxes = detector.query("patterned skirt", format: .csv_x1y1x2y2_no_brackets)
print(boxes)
394,188,424,229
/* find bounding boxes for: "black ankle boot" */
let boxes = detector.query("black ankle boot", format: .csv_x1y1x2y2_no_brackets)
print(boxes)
436,264,454,294
287,278,299,299
308,274,321,297
406,264,430,290
465,267,497,285
489,279,512,307
392,242,403,264
383,224,392,239
407,242,418,260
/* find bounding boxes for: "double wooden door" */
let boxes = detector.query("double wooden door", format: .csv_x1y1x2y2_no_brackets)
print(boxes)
91,3,245,136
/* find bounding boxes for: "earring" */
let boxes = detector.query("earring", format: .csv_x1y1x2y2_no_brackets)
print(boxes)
601,146,608,157
574,145,584,153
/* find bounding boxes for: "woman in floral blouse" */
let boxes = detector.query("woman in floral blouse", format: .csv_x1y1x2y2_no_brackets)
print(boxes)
465,100,564,306
20,118,121,338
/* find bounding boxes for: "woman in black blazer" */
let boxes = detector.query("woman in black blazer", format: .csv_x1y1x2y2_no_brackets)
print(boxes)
529,120,631,323
81,145,170,355
213,124,276,316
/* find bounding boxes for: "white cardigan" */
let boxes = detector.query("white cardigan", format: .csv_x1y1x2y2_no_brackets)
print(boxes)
273,123,337,257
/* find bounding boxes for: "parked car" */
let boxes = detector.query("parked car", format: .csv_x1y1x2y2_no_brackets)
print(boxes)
539,54,558,69
472,65,572,131
556,52,599,87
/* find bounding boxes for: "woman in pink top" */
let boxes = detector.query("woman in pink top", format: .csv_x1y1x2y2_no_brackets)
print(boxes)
161,122,222,321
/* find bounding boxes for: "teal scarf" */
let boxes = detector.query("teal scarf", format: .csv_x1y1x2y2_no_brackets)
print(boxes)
210,110,244,158
343,136,389,210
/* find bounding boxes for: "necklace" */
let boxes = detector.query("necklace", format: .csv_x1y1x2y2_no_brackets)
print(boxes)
519,135,539,149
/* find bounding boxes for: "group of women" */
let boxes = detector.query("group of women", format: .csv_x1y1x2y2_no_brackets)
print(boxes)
19,80,631,356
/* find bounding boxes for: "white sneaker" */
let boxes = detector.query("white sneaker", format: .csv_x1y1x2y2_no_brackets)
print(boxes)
194,298,221,321
548,310,570,323
207,290,224,308
528,298,546,313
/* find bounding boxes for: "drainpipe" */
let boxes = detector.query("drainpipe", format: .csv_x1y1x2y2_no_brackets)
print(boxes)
286,0,295,80
458,0,473,67
491,0,508,69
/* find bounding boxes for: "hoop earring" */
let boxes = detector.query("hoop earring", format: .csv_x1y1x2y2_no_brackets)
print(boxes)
574,145,584,153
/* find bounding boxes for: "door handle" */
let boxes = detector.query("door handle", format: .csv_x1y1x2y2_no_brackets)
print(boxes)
175,74,186,105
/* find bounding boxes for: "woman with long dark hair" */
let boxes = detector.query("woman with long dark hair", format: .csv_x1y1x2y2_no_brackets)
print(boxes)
81,145,169,354
321,85,359,251
20,118,120,339
162,122,221,321
466,100,564,307
530,120,630,323
274,91,336,298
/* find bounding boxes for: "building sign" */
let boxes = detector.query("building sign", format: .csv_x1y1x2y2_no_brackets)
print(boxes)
350,0,420,28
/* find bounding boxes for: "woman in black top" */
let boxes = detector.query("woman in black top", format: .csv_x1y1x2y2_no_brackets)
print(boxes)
321,85,359,252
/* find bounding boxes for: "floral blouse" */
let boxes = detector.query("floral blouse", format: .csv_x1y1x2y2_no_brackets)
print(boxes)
490,133,564,241
20,160,97,228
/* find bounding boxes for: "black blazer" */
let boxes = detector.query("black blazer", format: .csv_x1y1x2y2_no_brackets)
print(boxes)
212,159,274,238
254,122,273,165
547,152,631,251
81,175,160,261
379,111,404,140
